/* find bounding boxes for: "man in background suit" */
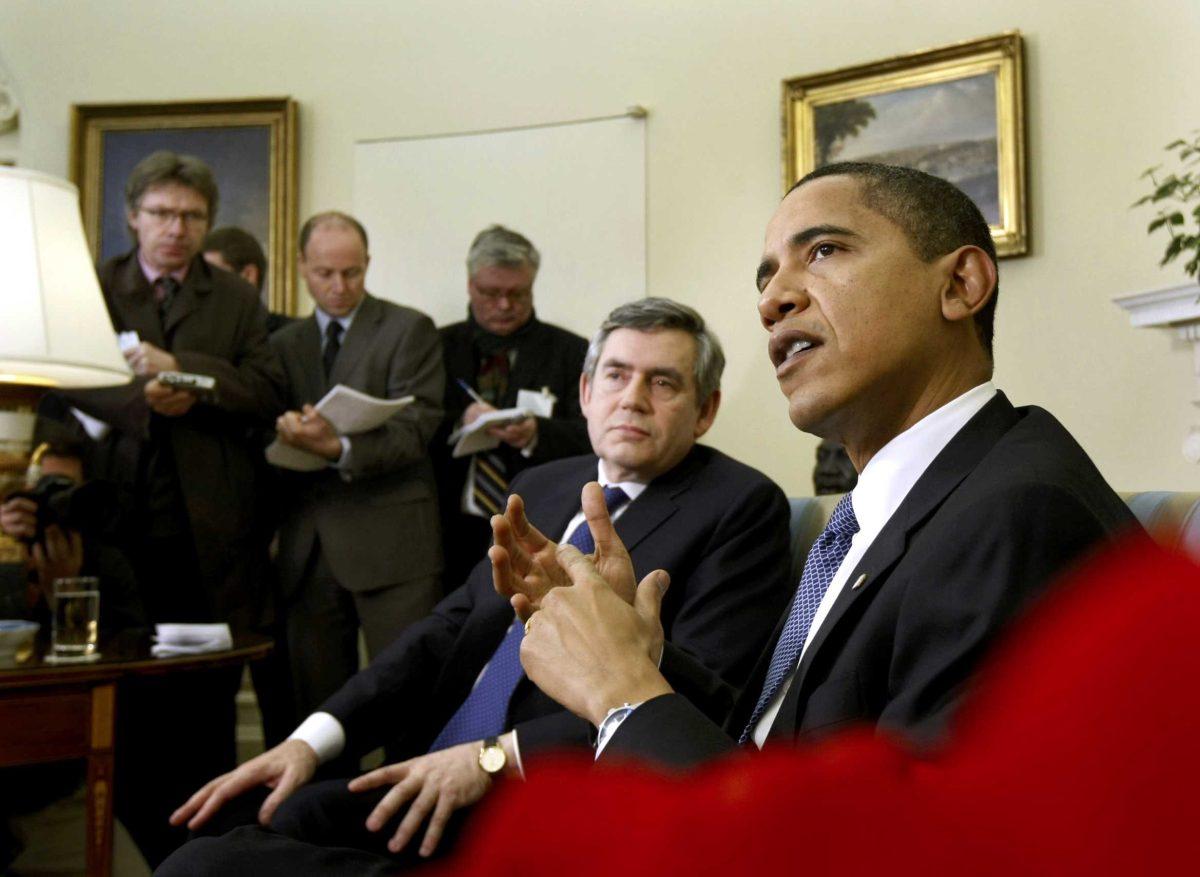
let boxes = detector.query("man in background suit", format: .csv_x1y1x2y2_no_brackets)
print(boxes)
435,226,591,586
160,297,793,874
509,162,1137,770
203,225,295,334
75,150,286,864
270,211,445,725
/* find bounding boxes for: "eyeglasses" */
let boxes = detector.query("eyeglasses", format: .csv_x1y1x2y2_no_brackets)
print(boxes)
471,286,532,303
139,207,209,227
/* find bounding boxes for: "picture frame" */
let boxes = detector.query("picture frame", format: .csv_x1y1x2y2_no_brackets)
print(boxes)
70,97,299,314
783,32,1027,257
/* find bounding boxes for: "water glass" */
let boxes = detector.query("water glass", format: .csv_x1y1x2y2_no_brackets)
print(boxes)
51,576,100,660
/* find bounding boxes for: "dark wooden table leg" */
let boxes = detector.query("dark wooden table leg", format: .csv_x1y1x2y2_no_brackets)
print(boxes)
86,682,115,877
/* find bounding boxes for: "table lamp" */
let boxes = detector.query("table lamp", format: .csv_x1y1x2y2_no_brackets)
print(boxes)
0,167,132,566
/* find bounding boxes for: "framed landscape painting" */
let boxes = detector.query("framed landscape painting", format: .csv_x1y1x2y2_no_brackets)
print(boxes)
783,32,1027,257
70,97,299,313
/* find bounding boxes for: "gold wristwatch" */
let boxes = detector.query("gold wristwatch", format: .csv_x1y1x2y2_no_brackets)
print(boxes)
478,736,507,775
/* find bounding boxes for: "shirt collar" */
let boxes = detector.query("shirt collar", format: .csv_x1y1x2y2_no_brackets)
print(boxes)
851,381,997,540
596,460,649,504
314,301,363,337
137,250,189,286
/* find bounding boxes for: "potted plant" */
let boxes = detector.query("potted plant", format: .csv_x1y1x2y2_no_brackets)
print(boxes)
1133,131,1200,280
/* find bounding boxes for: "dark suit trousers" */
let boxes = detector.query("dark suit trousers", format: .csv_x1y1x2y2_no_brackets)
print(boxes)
286,538,439,736
158,779,468,875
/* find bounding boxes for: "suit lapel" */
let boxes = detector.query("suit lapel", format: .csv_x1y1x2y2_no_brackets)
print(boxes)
110,255,166,348
774,393,1021,737
329,294,381,387
290,317,325,404
608,449,707,554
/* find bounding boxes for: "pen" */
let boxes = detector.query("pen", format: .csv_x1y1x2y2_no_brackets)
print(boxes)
456,378,488,406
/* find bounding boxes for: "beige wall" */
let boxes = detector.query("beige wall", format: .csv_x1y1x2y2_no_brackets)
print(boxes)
1,0,1197,494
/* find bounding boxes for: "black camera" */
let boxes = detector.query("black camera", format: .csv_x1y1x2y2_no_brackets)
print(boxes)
9,474,115,544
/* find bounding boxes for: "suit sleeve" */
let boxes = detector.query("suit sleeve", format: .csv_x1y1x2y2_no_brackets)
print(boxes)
660,480,793,695
343,313,446,479
320,573,478,756
174,293,287,422
878,482,1119,746
603,693,740,768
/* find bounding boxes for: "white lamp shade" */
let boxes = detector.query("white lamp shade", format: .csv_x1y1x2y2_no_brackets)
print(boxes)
0,167,132,388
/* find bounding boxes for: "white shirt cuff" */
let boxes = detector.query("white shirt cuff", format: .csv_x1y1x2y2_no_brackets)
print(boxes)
288,712,346,764
507,730,526,779
594,701,643,759
333,436,352,471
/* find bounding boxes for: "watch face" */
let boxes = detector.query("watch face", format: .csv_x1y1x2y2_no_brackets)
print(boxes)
479,745,507,774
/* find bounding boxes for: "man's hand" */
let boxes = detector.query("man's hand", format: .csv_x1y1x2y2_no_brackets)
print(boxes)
520,546,672,726
124,341,178,378
144,379,197,417
346,739,500,858
169,739,319,830
275,405,343,460
462,401,496,426
31,525,84,590
491,482,638,618
0,496,37,541
487,416,537,450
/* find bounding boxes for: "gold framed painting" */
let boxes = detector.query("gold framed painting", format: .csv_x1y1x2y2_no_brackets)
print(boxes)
783,32,1027,257
70,97,299,314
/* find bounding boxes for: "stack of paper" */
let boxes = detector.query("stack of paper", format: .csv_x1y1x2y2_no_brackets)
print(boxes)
266,385,415,471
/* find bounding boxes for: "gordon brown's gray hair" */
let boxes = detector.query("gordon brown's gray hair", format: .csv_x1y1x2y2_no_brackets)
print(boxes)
466,225,541,277
583,297,724,404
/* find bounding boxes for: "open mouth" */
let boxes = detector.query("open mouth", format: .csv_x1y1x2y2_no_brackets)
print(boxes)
769,330,821,371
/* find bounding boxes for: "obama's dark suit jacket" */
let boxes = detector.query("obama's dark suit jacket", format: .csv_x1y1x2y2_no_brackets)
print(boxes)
606,393,1140,768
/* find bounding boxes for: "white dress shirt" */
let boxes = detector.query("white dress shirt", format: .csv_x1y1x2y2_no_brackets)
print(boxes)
290,459,647,771
748,381,997,746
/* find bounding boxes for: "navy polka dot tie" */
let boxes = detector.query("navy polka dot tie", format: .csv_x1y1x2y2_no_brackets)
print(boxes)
740,493,859,744
427,485,631,751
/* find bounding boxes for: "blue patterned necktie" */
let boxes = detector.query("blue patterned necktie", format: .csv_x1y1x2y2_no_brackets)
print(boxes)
427,485,631,751
739,493,859,744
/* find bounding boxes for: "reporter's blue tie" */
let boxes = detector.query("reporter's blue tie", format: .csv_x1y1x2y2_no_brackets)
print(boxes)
739,492,858,744
427,485,631,751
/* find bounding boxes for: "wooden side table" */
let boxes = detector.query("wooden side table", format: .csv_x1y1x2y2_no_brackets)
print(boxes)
0,634,271,876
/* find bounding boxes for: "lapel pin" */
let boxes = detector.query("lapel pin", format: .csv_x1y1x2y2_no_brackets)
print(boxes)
852,573,868,591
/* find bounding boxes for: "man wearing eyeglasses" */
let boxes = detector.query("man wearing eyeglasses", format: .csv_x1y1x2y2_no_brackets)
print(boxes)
435,226,592,587
73,149,286,865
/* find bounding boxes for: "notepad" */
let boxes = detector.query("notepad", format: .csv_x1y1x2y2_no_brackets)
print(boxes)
266,384,415,471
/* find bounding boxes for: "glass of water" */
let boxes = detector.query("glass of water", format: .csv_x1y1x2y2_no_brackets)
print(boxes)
51,576,100,661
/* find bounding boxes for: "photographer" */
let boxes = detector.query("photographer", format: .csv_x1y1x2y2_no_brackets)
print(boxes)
0,440,144,634
0,439,148,874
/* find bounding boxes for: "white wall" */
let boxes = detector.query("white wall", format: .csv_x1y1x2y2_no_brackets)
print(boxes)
1,0,1197,494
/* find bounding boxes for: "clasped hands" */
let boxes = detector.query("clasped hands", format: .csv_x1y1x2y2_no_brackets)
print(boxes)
125,341,195,417
489,482,674,727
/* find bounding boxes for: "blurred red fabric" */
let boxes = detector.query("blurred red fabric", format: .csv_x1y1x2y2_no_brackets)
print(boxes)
440,535,1200,876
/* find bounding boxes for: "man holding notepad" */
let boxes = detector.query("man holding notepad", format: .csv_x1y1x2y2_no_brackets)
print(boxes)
435,226,592,587
270,211,445,726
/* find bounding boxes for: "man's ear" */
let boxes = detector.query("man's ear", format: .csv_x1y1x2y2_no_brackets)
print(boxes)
239,265,261,289
939,245,997,324
693,389,721,439
578,371,593,414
